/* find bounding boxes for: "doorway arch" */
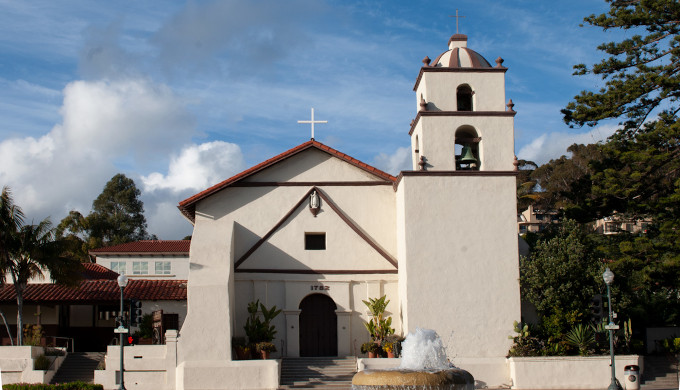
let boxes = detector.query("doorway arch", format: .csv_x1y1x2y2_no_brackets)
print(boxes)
299,294,338,357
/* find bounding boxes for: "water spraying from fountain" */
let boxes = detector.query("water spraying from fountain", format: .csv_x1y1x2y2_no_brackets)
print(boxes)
352,328,474,389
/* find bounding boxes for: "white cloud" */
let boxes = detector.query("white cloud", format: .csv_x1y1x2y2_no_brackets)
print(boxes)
517,124,617,165
0,77,196,230
373,146,411,175
59,79,194,163
145,200,194,240
142,141,246,193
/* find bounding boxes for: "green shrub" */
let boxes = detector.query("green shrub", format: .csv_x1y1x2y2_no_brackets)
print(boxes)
565,324,596,356
3,382,104,389
33,354,50,370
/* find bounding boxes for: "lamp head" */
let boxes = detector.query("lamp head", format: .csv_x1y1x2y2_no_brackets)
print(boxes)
117,274,129,288
602,267,614,285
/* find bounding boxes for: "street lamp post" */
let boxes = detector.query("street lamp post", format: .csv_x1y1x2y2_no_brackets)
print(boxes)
117,274,128,390
603,267,617,390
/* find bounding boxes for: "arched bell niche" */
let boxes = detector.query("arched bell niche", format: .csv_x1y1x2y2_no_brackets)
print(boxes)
454,126,481,170
456,84,474,111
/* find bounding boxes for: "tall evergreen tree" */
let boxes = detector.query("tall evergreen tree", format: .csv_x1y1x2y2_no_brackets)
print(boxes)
87,174,149,247
562,0,680,133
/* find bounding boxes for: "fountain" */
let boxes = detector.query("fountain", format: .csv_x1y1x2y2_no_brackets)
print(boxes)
352,328,474,389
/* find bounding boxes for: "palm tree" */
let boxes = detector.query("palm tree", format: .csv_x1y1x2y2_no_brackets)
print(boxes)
10,220,83,345
1,186,82,345
0,186,25,269
0,186,25,344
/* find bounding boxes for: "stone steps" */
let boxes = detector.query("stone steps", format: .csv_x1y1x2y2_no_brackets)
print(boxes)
50,351,104,384
279,357,356,390
642,355,678,390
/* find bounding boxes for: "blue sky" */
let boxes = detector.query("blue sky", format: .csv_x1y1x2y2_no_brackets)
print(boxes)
0,0,622,239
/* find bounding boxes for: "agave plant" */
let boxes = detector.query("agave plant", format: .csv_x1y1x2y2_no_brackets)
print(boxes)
566,324,595,356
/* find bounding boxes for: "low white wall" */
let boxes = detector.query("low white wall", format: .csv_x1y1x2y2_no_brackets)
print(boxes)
0,346,66,384
94,330,178,390
176,359,281,390
508,355,642,389
357,357,399,371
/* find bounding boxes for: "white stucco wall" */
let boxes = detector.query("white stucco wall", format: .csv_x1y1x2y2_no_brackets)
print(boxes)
396,174,520,385
233,275,400,358
415,70,507,112
411,115,515,171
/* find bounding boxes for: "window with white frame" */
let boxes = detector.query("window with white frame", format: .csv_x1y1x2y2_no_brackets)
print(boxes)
155,261,171,275
110,261,126,275
132,261,148,275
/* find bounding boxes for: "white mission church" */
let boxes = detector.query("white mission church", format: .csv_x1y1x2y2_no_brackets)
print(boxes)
174,32,521,389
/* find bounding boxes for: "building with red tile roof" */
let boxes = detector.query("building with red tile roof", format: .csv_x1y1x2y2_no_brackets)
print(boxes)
0,262,187,351
89,240,190,280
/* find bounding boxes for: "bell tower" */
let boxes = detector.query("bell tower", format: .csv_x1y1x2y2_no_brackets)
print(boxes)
396,32,521,386
409,33,516,171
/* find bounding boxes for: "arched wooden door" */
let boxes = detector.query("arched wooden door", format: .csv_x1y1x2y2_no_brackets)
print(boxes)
299,294,337,357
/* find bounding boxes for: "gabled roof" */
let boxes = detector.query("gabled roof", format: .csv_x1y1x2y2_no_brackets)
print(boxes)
89,240,190,255
178,140,397,222
82,263,119,280
0,279,187,304
234,186,398,274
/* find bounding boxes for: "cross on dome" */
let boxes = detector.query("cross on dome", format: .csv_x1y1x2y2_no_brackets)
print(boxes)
297,108,328,140
448,9,465,34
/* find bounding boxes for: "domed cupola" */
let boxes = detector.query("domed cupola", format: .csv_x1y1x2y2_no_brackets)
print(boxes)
410,32,515,172
431,34,492,69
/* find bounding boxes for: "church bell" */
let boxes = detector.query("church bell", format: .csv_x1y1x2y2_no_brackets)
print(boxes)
459,144,478,166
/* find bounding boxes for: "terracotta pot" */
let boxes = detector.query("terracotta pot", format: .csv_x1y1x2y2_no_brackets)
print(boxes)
387,351,395,358
368,351,377,358
235,348,251,360
261,350,271,359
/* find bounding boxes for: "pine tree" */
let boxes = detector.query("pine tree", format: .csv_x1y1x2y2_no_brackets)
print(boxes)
562,0,680,133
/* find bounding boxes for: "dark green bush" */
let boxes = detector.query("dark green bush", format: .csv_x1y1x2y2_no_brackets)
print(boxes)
3,382,103,390
33,355,50,371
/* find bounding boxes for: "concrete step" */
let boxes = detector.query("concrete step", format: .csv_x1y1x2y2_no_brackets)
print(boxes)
280,357,356,388
50,352,104,384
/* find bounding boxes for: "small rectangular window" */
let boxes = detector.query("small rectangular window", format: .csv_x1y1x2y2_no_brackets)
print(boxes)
305,233,326,250
110,261,126,275
132,261,148,275
155,261,171,275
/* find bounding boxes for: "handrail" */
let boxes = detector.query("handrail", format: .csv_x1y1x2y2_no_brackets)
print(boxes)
47,336,74,353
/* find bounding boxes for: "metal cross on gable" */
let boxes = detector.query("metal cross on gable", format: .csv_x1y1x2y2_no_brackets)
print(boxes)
448,9,465,34
298,108,328,140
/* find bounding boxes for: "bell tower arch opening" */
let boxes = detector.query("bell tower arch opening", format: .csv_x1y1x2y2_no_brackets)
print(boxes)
456,84,473,111
299,293,338,357
455,126,480,170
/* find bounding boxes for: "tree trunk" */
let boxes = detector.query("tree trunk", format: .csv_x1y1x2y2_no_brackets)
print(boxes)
0,309,13,345
16,287,23,346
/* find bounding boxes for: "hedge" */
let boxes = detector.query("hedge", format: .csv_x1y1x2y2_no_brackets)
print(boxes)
3,382,103,390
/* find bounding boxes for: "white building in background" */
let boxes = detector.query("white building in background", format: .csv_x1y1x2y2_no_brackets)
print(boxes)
173,32,521,389
90,240,190,280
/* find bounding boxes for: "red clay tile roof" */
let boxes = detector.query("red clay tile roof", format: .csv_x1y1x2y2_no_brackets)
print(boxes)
0,279,187,304
89,240,190,255
178,140,397,222
82,263,119,280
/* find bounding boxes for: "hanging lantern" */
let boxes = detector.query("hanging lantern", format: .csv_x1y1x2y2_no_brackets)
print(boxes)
309,190,320,217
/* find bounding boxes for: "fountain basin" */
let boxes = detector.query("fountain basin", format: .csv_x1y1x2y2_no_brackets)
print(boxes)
352,368,474,390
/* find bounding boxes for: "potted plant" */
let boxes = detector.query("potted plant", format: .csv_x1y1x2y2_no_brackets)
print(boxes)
235,344,252,360
382,341,395,358
361,342,381,358
256,341,277,359
243,300,282,358
362,295,395,350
